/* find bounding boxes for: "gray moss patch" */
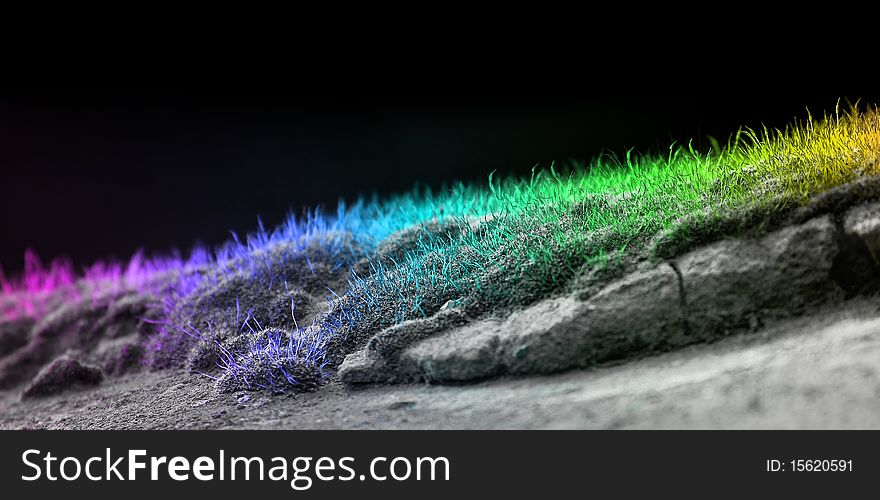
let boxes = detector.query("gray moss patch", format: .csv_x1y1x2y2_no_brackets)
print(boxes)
22,357,103,399
213,327,327,393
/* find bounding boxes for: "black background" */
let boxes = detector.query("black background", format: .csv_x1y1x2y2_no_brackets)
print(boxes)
1,54,875,274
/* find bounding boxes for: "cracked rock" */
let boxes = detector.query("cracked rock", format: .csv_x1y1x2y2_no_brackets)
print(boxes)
676,215,843,337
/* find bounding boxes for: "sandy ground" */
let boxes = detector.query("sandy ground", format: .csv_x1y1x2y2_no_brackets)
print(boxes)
2,299,879,430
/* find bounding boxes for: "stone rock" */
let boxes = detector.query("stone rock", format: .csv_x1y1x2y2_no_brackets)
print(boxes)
22,357,103,399
402,320,501,382
676,215,843,336
393,265,684,383
844,200,880,263
501,264,684,374
337,349,389,385
365,309,468,361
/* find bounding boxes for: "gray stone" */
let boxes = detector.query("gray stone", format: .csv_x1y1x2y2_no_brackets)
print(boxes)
364,309,469,362
676,215,842,336
22,357,103,399
502,265,684,374
391,265,685,383
401,320,501,382
337,349,389,385
844,200,880,263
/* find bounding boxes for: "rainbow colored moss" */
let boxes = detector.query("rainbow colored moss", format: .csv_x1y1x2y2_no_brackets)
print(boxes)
2,103,879,392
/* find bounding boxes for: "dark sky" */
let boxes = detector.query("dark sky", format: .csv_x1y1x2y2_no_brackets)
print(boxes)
0,88,874,274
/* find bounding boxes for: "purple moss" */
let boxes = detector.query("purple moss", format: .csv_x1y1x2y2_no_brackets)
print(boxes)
213,326,330,393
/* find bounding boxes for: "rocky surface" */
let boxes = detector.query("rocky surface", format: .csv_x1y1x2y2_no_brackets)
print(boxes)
2,298,879,429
